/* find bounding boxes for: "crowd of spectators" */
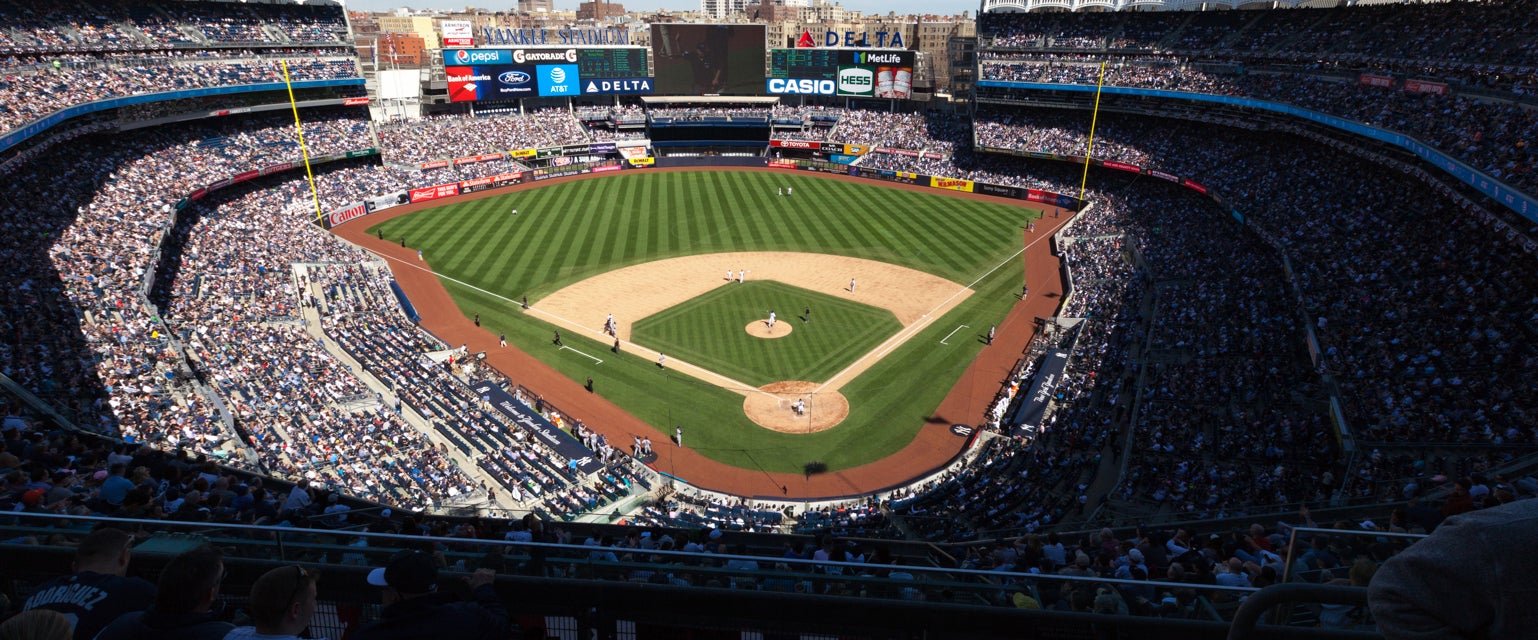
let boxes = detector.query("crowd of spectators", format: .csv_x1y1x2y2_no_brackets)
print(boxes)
0,0,348,51
960,105,1538,505
979,3,1538,70
978,32,1537,198
377,110,590,165
0,56,357,136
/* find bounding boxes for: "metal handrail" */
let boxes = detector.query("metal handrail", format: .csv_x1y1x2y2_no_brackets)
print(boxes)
1227,584,1376,640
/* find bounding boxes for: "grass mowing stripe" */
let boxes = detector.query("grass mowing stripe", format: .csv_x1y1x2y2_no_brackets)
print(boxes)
507,189,568,294
824,179,883,255
464,198,523,283
527,185,587,287
724,172,767,249
554,179,612,278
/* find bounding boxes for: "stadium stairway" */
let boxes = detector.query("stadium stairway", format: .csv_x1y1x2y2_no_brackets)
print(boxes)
291,265,511,515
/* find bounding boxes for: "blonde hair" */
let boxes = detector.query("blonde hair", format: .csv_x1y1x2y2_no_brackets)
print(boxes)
1349,557,1378,587
0,609,73,640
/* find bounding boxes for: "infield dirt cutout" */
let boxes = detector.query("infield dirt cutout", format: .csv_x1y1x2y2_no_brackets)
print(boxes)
745,319,793,339
532,252,973,432
744,382,848,434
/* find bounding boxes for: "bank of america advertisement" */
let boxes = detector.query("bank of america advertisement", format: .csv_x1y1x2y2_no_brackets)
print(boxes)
443,48,652,100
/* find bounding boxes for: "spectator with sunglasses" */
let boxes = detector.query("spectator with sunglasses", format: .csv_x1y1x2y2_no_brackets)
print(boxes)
225,565,320,640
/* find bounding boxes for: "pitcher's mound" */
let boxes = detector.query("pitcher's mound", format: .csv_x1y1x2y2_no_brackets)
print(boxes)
744,320,793,339
744,381,848,433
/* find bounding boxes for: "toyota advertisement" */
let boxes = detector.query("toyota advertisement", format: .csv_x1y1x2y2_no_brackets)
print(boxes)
768,49,913,99
444,48,652,100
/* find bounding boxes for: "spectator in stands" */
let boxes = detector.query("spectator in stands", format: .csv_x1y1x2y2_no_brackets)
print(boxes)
355,549,510,640
1370,498,1538,639
20,528,157,640
0,609,73,640
94,544,233,640
224,566,319,640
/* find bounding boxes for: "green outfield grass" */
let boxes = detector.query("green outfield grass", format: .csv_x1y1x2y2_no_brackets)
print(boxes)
630,280,902,387
369,170,1039,475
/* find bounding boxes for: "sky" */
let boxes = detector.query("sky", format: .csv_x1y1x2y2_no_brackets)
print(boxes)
344,0,977,18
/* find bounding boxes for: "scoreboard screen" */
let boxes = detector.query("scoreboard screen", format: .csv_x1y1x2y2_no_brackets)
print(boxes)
771,49,839,80
577,48,648,78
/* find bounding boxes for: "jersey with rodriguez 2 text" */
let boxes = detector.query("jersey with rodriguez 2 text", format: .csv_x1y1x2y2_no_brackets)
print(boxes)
23,571,158,640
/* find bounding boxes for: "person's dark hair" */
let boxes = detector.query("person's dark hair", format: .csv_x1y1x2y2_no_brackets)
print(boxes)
248,566,317,628
76,528,133,563
154,545,224,614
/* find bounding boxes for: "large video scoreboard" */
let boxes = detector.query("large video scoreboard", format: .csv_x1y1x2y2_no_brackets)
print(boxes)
444,47,652,101
767,48,915,98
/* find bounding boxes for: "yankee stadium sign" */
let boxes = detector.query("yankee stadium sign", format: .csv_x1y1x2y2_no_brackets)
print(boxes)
481,27,629,46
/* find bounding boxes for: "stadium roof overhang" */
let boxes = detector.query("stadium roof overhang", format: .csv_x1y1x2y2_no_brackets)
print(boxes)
641,96,782,105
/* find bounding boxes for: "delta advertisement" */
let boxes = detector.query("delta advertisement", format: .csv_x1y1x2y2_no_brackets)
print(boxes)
409,182,460,203
444,48,652,100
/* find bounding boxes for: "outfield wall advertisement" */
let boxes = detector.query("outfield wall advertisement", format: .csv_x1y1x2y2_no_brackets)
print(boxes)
409,183,460,203
769,158,1084,209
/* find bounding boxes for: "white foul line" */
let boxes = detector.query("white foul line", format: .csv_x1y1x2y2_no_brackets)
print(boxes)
939,324,970,345
559,345,604,365
812,214,1068,395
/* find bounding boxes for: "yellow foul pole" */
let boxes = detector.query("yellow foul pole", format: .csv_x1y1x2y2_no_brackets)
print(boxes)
1077,61,1108,206
281,60,325,222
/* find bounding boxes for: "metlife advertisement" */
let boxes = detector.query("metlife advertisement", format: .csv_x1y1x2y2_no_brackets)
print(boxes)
443,48,653,99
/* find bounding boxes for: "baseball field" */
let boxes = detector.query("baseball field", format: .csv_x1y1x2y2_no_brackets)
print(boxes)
367,170,1042,475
